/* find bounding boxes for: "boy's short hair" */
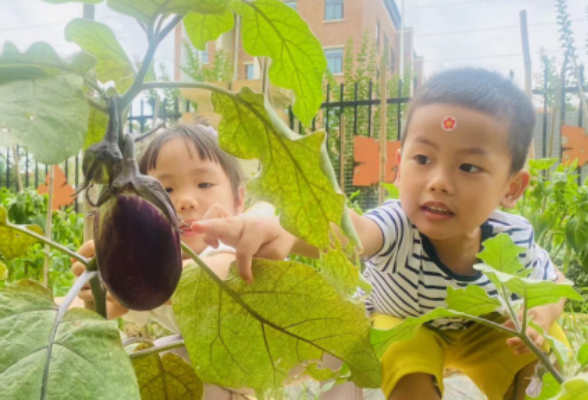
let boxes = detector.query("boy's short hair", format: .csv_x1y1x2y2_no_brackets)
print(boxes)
139,124,245,197
403,68,535,173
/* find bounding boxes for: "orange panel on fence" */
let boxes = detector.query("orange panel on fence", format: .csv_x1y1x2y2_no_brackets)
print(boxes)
353,137,400,186
562,125,588,167
37,165,75,210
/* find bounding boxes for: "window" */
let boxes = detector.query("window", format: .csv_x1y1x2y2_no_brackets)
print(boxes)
285,1,297,9
325,48,343,74
376,20,381,47
325,0,344,21
245,64,255,80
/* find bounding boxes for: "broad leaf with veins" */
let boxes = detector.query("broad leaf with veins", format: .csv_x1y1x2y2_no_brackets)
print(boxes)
173,260,381,394
0,280,141,400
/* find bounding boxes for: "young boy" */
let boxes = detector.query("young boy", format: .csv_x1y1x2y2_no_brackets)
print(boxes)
71,124,255,400
190,68,569,400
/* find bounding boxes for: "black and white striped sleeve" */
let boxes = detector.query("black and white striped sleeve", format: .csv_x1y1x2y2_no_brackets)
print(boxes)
362,200,411,270
528,242,558,282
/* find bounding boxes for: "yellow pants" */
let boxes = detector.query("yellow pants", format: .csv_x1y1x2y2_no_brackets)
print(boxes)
373,313,569,400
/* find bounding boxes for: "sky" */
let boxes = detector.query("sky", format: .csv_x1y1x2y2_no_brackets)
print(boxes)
2,0,588,89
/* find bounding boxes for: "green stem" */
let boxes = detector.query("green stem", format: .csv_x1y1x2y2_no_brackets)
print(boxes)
518,332,564,384
7,223,88,266
120,15,183,109
129,339,185,359
89,273,107,319
502,286,521,332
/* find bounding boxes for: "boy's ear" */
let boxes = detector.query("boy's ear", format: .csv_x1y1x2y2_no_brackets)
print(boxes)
500,169,530,209
234,186,246,214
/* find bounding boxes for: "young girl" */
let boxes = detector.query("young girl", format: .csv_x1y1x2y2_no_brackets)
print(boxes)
71,123,256,400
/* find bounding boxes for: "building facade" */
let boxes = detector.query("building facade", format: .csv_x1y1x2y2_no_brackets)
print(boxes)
177,0,424,88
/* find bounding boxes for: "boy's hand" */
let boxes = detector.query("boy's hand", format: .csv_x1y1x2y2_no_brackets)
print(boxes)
71,240,128,318
502,309,550,355
191,216,297,283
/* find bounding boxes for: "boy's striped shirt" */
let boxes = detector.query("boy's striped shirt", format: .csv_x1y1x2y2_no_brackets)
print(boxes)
361,200,557,330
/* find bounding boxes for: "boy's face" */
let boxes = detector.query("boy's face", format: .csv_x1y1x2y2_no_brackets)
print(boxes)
398,104,529,241
148,137,244,254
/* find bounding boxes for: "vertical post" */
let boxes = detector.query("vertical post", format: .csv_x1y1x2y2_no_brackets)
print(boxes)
6,148,10,190
368,81,373,138
174,23,182,81
520,10,535,160
399,0,405,80
379,58,388,204
12,146,22,192
353,82,359,136
543,63,548,158
233,15,241,81
43,165,55,287
520,11,532,97
397,79,402,140
75,153,79,212
340,113,346,193
325,84,330,136
25,150,29,188
35,160,39,189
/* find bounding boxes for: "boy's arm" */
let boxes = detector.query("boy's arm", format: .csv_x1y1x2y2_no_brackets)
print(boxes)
191,210,385,282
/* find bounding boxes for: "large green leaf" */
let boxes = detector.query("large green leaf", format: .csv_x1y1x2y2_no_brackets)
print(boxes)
320,243,361,298
184,10,235,51
107,0,230,23
230,0,327,126
0,42,96,85
478,233,530,276
212,87,345,249
172,260,381,394
84,108,109,149
65,19,135,92
131,342,203,400
0,280,141,400
578,343,588,368
446,286,501,316
475,264,584,309
0,73,89,164
0,205,44,260
547,374,588,400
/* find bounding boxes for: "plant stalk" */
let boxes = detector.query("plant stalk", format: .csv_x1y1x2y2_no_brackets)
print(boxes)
8,222,89,266
120,15,183,109
129,339,186,359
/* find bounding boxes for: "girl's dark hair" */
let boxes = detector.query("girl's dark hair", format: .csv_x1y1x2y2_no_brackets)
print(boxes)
139,124,245,197
403,68,536,173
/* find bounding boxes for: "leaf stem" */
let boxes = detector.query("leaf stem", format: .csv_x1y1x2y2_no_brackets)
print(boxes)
119,15,183,109
502,286,521,332
517,332,565,384
7,223,89,266
129,339,186,359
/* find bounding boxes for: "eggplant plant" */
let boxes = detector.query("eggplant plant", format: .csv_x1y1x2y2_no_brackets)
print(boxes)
0,1,586,399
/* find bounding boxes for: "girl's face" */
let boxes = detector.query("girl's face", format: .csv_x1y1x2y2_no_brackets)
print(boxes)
148,137,244,254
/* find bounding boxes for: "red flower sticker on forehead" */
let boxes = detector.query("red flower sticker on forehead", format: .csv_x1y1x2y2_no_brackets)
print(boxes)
442,116,457,131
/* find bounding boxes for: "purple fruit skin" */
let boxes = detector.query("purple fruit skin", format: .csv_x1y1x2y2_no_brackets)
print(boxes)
94,193,182,311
